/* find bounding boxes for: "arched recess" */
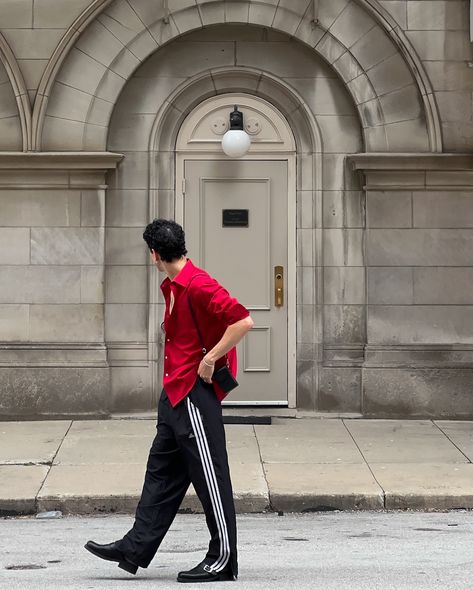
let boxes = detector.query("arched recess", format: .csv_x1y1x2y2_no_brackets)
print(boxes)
38,0,440,153
105,53,364,408
0,32,30,150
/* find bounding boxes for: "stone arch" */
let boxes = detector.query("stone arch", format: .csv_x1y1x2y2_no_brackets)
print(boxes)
39,0,440,152
0,32,30,150
104,32,364,407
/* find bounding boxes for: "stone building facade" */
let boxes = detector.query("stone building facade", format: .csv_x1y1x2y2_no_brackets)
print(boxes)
0,0,472,419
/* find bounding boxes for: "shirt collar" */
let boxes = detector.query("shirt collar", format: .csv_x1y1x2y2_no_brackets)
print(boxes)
160,258,197,290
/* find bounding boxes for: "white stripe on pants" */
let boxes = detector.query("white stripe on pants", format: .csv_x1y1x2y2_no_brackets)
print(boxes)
186,397,230,572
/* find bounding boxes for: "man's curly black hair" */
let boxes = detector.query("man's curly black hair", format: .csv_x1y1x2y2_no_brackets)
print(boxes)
143,219,187,262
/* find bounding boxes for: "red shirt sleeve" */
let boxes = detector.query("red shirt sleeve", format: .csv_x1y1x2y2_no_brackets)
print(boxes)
193,276,249,326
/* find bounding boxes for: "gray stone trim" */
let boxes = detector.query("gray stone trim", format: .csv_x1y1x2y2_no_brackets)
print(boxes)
0,151,123,169
348,152,473,171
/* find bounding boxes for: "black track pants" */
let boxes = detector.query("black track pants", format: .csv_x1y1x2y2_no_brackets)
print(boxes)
117,377,238,578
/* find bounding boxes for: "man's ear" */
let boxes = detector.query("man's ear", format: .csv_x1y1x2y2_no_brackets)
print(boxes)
150,248,158,263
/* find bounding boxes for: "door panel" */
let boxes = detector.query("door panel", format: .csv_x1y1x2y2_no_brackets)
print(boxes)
184,160,288,404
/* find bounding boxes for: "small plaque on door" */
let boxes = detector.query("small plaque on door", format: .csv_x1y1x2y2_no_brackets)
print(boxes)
222,209,249,227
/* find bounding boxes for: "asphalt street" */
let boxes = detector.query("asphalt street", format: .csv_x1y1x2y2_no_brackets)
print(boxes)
1,512,473,589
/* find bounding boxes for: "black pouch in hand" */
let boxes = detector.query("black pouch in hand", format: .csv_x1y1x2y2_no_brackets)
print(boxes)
212,365,239,393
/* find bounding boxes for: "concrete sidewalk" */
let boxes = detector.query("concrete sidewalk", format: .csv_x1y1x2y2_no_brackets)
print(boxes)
1,417,473,515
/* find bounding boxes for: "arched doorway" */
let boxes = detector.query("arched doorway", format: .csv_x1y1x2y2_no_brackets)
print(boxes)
175,93,296,405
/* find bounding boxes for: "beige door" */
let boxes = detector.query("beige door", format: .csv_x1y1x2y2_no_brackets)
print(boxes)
184,159,288,404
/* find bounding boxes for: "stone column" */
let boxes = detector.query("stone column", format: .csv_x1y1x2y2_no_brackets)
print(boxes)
0,152,122,418
348,153,473,418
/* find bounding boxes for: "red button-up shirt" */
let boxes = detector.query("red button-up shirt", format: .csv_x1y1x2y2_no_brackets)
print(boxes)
160,259,250,407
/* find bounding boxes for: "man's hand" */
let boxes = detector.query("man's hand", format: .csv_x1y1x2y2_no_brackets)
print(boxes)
197,357,215,383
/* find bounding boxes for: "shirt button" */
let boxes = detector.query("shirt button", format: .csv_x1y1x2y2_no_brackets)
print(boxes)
165,373,169,377
165,356,168,360
167,338,170,342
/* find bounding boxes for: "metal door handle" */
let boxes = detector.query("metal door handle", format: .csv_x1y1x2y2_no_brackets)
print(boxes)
274,266,284,307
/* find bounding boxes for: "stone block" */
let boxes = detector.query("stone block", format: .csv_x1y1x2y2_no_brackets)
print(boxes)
110,366,153,412
332,50,364,84
322,190,364,229
0,266,80,304
0,228,30,264
0,0,32,27
105,189,149,227
81,266,104,304
330,1,376,49
0,115,22,150
108,113,156,151
105,303,148,342
0,304,29,340
367,267,413,305
367,229,473,266
0,80,20,119
105,228,148,264
368,53,414,97
406,30,471,61
423,61,473,93
414,268,473,305
366,190,412,228
105,266,147,303
362,367,473,418
347,73,377,105
296,360,315,409
287,77,355,116
385,118,430,152
31,228,104,265
81,190,105,227
368,305,473,345
350,24,397,71
380,84,423,125
323,229,364,266
110,152,149,191
324,266,365,304
296,266,315,305
297,228,314,267
319,115,363,154
323,304,366,344
29,304,104,342
0,367,110,416
414,191,473,228
34,0,91,28
237,41,334,78
407,1,468,31
0,189,80,227
296,304,316,343
42,117,86,151
47,82,94,123
318,367,361,412
378,0,406,28
2,28,64,59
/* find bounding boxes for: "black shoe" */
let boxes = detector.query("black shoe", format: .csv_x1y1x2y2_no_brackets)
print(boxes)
84,540,138,575
177,560,235,583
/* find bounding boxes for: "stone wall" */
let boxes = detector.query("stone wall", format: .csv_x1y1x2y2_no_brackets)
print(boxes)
0,0,471,417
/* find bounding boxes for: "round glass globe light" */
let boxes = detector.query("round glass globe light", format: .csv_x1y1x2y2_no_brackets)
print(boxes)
221,129,251,158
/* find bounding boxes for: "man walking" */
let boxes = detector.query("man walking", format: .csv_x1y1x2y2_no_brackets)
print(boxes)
85,219,253,583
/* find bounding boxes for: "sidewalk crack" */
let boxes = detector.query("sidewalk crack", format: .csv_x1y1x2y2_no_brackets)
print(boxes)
34,420,74,513
253,425,272,512
342,419,386,509
432,420,472,464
